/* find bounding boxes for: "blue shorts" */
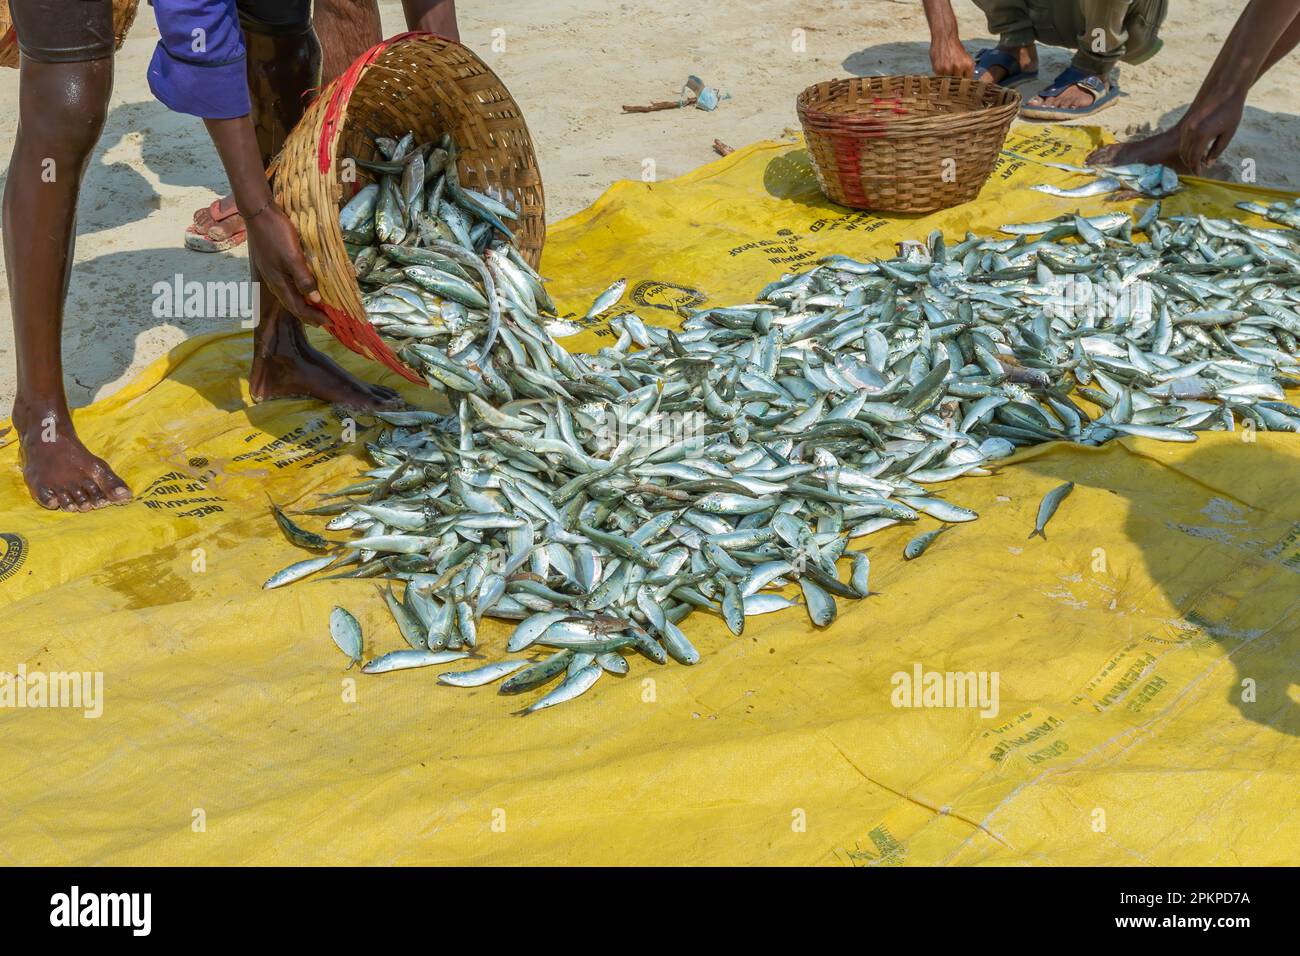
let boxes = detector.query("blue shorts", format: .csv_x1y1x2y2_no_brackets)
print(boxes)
8,0,314,64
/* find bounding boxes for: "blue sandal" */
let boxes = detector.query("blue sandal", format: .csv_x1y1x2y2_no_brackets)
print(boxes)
972,48,1039,89
1021,66,1120,120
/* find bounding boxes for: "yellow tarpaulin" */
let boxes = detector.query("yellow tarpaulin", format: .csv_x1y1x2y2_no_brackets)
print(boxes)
1,125,1297,866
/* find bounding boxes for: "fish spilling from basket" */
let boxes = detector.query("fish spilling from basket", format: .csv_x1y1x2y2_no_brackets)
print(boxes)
268,130,1300,714
338,131,577,355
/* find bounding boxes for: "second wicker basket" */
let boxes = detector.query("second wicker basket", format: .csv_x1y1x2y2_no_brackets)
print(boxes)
796,75,1020,213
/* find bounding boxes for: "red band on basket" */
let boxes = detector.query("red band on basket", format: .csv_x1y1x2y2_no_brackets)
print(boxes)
320,304,423,384
312,33,444,385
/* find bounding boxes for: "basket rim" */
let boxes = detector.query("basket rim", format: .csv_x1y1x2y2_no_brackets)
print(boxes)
278,31,545,385
796,74,1020,133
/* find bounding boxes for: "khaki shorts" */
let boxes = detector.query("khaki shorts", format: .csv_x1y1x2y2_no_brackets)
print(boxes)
972,0,1168,74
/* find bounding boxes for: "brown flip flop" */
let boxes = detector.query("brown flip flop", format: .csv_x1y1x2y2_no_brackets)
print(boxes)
185,199,247,253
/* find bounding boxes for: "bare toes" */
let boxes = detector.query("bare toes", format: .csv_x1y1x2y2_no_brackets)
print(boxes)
57,491,77,512
36,487,61,511
92,463,132,503
84,482,110,509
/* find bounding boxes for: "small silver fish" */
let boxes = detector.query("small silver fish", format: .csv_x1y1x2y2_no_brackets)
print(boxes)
1028,482,1074,541
520,663,602,715
361,648,470,674
264,554,336,590
329,607,364,669
584,278,627,320
904,526,949,560
437,659,528,687
1032,177,1122,198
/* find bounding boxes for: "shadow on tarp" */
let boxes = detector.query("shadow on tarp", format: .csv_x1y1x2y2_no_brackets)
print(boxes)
1017,440,1300,738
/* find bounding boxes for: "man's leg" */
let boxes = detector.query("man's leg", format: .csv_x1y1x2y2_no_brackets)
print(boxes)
402,0,460,39
317,0,383,82
237,2,401,411
1027,0,1158,111
5,1,132,511
190,1,385,251
971,0,1039,82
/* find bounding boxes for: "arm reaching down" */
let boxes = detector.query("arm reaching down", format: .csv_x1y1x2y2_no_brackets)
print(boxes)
922,0,974,77
204,116,324,324
1176,0,1300,173
1088,0,1300,173
148,0,323,324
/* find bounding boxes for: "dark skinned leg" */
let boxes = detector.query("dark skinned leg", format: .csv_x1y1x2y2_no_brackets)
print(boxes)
240,19,401,412
5,56,132,511
402,0,460,39
317,0,383,82
975,44,1039,85
192,0,384,244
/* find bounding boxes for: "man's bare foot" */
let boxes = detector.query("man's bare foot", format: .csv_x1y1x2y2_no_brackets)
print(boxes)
1087,125,1190,172
13,403,132,512
250,319,404,411
1026,74,1106,112
977,45,1037,84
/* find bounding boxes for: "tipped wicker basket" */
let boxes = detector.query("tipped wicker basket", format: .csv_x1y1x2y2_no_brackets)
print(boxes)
274,32,544,384
797,75,1019,213
0,0,138,68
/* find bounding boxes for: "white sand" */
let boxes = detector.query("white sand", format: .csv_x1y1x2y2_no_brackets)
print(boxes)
1,0,1297,417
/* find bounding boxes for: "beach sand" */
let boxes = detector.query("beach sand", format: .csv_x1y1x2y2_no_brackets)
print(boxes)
0,0,1296,418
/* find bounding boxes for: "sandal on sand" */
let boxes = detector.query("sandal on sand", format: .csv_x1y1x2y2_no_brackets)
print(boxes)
972,48,1039,89
1020,66,1120,120
185,198,246,253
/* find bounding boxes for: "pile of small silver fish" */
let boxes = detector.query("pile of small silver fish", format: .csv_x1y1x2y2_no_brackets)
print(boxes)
336,130,574,349
1237,196,1300,230
1032,161,1181,199
268,137,1300,715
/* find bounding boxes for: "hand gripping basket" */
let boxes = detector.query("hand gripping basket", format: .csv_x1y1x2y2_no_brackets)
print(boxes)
0,0,138,68
796,75,1019,213
274,32,545,383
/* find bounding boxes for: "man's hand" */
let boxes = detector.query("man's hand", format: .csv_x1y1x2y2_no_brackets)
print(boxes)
930,35,974,77
202,114,324,325
922,0,972,77
246,204,325,326
1177,94,1246,175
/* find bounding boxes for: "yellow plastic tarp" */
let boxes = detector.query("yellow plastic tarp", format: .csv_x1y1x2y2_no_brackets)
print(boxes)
1,124,1297,866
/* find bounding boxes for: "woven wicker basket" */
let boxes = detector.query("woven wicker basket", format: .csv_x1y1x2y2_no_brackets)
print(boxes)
274,32,544,384
0,0,138,68
797,75,1019,213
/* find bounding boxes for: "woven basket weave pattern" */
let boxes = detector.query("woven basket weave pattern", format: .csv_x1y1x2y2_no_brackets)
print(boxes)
0,0,138,68
273,32,544,383
797,75,1019,213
